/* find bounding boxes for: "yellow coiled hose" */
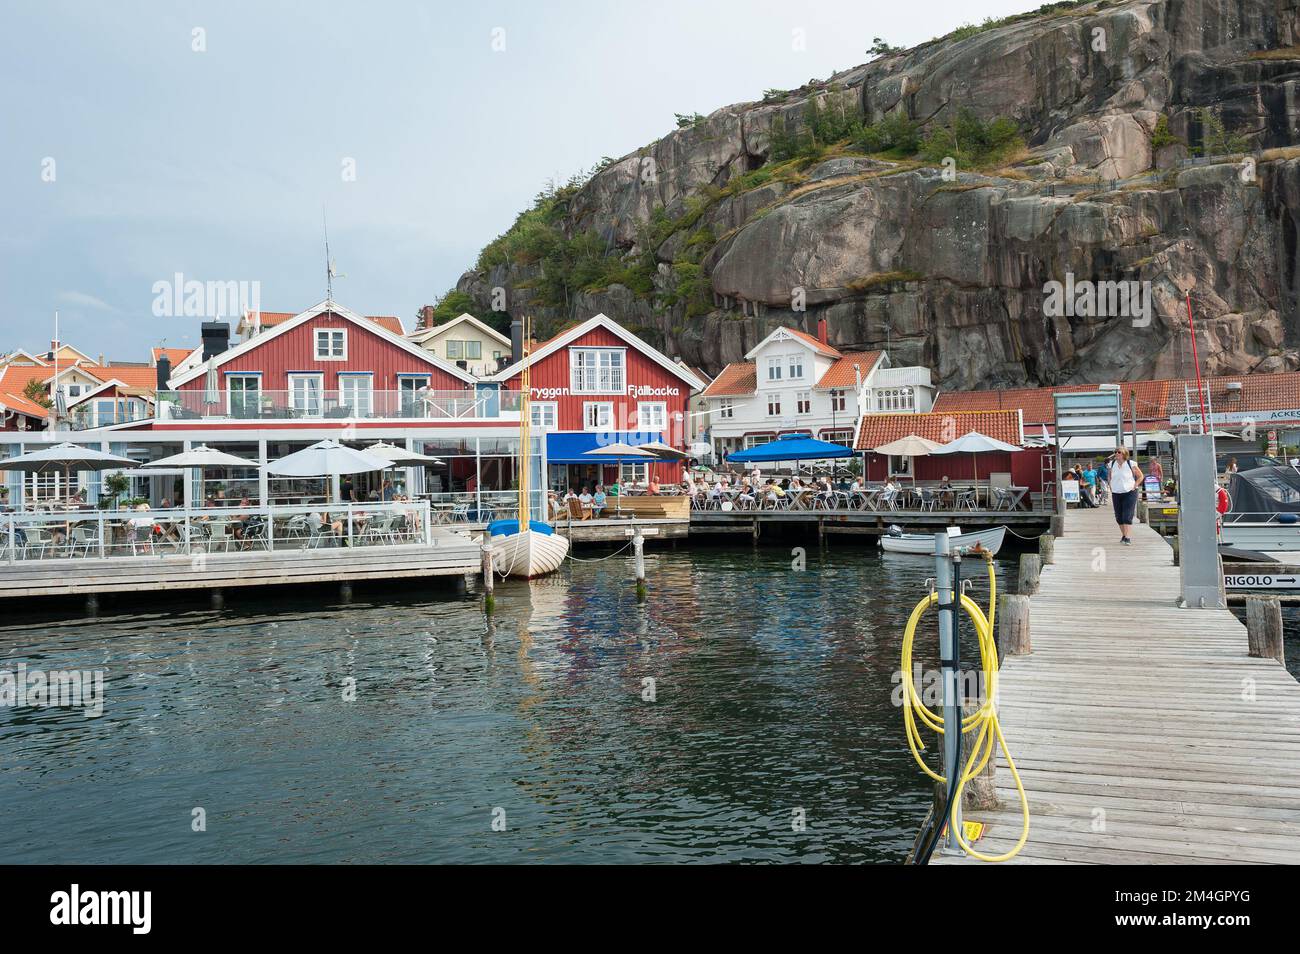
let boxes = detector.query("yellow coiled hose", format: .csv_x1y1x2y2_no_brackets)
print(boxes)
901,552,1029,862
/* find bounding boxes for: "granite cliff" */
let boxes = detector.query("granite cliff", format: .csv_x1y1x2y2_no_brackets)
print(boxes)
451,0,1300,388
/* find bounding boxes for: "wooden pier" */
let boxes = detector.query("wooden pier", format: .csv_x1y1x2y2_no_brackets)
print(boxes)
691,508,1050,539
0,537,481,600
932,505,1300,865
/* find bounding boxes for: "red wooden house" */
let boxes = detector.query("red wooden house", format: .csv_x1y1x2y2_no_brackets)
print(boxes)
491,314,705,487
166,301,475,419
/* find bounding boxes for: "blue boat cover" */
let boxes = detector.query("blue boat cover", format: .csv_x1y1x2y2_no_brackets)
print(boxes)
486,519,555,537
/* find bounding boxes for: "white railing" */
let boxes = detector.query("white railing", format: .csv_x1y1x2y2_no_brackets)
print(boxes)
1,500,445,562
155,389,523,422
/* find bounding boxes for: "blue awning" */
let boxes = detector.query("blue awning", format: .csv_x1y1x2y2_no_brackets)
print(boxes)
727,433,854,463
545,431,663,464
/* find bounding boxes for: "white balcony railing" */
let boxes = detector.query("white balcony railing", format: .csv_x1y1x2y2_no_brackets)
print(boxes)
155,389,522,422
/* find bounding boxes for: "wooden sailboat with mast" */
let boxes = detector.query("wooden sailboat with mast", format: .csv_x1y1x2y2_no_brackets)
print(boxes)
486,316,570,578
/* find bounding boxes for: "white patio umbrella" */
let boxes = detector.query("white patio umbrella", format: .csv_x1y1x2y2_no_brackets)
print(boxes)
363,441,444,466
869,434,942,482
932,431,1022,500
639,440,691,460
140,445,260,469
267,440,389,476
581,443,658,514
2,441,139,506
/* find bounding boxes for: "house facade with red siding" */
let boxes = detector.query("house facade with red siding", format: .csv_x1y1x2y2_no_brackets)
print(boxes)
166,301,475,419
491,314,706,486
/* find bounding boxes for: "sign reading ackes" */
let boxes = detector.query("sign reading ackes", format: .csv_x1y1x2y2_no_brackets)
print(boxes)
1169,409,1300,425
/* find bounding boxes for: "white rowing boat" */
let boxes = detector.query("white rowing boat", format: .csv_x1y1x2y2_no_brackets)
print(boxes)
490,524,570,578
485,314,569,579
879,525,1006,556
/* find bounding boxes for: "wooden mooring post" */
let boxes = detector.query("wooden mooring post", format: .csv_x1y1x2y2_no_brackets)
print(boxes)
1037,533,1054,566
1018,553,1041,595
998,593,1031,657
481,541,496,615
1246,595,1285,665
626,524,658,603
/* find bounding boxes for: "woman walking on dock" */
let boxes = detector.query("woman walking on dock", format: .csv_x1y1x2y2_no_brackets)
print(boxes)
1107,448,1143,545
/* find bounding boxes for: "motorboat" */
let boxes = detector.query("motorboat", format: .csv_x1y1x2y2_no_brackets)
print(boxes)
1219,466,1300,552
880,524,1006,556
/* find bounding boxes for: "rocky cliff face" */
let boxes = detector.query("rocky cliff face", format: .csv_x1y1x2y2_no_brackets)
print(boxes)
456,0,1300,389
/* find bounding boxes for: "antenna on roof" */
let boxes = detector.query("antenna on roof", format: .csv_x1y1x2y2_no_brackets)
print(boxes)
323,206,345,305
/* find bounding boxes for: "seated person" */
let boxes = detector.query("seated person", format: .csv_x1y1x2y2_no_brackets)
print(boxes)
578,487,594,517
592,485,607,516
647,477,661,495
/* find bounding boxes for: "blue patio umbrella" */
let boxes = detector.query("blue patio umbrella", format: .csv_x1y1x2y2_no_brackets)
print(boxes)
727,433,853,464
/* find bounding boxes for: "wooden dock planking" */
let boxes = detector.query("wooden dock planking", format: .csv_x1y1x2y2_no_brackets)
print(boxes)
931,505,1300,865
0,538,481,598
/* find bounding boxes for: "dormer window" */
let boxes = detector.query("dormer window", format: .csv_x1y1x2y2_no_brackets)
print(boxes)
315,328,347,360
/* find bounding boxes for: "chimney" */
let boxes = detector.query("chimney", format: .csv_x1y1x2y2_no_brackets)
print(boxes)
817,318,828,345
510,318,524,363
156,355,172,392
201,321,230,360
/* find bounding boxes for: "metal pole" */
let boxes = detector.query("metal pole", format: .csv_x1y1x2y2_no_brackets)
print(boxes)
934,531,962,853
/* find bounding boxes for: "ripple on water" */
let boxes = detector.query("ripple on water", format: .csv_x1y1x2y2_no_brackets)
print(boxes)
0,545,1016,863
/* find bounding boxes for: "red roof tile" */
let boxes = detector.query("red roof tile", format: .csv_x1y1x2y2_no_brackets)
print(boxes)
256,311,404,336
701,362,757,397
856,410,1024,451
151,347,194,366
79,365,160,390
785,328,841,359
932,371,1300,425
816,351,882,390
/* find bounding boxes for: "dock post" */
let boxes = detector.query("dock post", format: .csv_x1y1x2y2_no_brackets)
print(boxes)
1246,596,1285,665
481,541,495,615
998,594,1032,657
1038,533,1054,565
84,593,100,616
339,582,353,603
1171,535,1180,566
210,588,224,610
633,526,646,603
933,532,962,854
1018,553,1041,595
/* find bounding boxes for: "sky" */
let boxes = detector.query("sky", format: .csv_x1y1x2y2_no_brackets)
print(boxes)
0,0,1030,361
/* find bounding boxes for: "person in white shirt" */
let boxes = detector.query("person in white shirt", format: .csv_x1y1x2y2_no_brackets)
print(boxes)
1106,447,1144,545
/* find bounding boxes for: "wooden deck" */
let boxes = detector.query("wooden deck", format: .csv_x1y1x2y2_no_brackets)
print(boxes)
691,508,1050,538
932,505,1300,865
0,535,481,599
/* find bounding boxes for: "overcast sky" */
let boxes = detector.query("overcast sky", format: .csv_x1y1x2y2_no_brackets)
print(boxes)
1,0,1029,360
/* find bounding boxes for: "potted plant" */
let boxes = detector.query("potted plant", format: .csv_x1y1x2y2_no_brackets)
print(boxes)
103,473,131,508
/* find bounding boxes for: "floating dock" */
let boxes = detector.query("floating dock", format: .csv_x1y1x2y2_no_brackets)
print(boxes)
933,505,1300,865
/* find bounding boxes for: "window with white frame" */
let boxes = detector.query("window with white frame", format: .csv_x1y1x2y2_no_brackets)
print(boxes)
637,401,667,431
571,348,625,393
717,399,735,420
314,328,347,360
889,454,912,476
787,353,805,380
796,391,811,414
831,389,847,412
288,373,323,415
877,386,915,412
531,402,557,429
767,394,782,416
744,434,770,449
619,462,647,484
228,374,261,418
338,373,373,416
583,401,613,430
446,339,482,361
824,428,854,447
766,357,783,382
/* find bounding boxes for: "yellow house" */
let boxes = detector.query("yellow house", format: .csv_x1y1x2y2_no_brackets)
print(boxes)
408,313,510,378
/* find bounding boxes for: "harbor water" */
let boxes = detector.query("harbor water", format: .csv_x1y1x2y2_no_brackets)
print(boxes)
2,543,1012,863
